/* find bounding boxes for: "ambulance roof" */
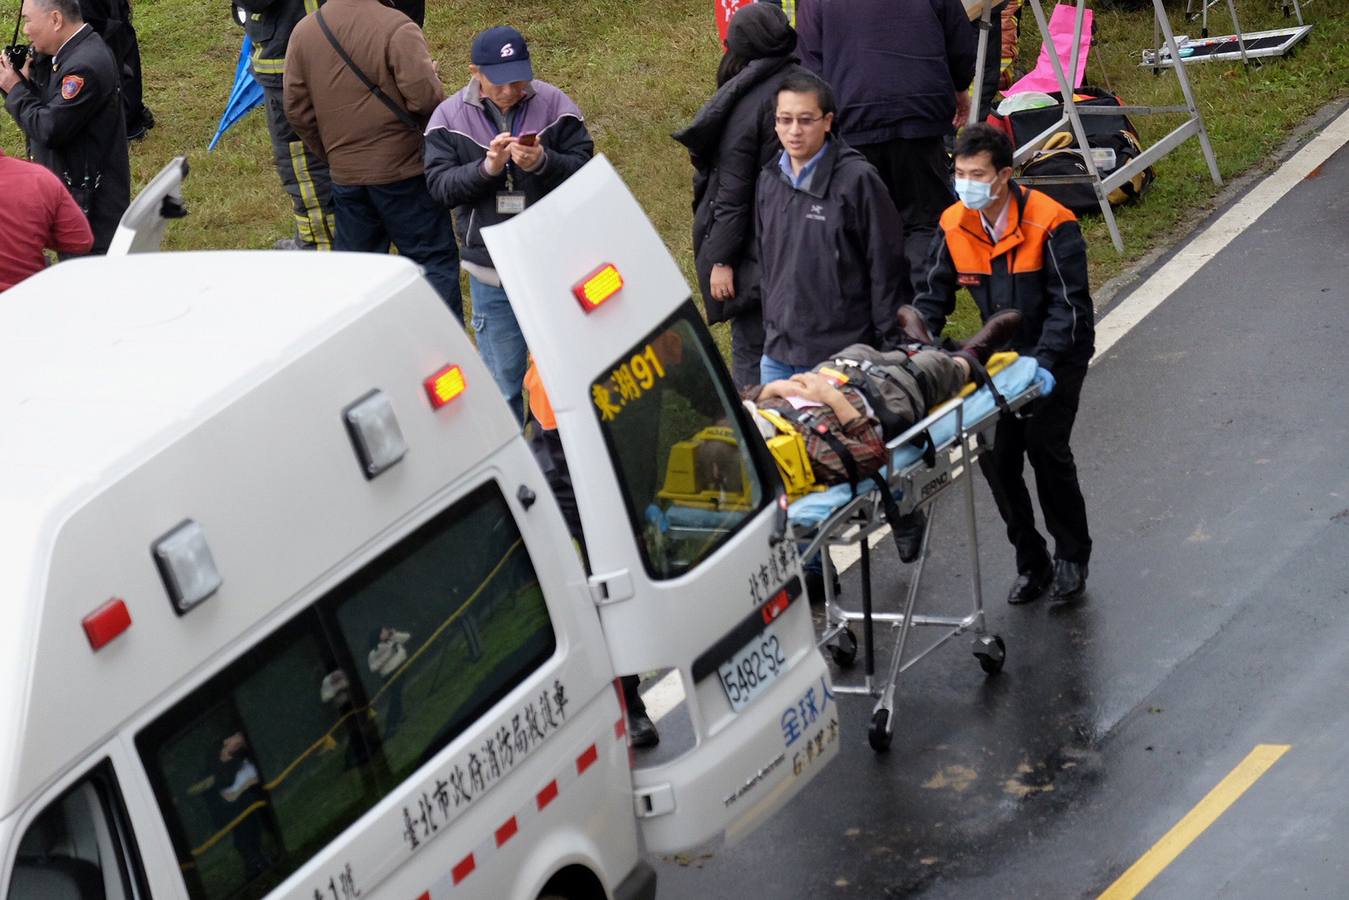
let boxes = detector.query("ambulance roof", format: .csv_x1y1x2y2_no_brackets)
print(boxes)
0,251,466,813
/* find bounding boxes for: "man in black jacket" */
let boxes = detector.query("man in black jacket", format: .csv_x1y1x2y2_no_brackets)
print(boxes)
755,71,905,384
796,0,975,297
914,124,1093,604
1,0,129,255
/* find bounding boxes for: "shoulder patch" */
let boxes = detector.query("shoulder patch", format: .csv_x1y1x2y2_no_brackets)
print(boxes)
60,75,85,100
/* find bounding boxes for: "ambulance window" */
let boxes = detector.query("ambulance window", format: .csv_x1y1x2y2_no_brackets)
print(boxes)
591,306,770,579
7,761,146,900
137,481,555,900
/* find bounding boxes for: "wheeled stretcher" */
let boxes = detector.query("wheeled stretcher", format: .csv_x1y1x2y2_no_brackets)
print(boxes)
787,355,1043,751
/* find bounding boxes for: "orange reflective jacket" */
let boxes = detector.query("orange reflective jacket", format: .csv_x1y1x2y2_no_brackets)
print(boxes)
914,185,1095,369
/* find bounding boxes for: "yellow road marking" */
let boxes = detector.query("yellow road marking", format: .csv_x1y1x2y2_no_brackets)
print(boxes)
1098,743,1291,900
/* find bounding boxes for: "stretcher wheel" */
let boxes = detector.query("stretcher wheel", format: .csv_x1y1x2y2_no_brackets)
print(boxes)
973,634,1006,676
828,628,859,668
868,709,892,752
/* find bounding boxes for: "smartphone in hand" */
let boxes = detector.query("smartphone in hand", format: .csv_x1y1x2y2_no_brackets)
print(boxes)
517,132,538,147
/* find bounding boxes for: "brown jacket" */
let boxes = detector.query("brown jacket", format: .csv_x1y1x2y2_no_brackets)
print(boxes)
283,0,444,185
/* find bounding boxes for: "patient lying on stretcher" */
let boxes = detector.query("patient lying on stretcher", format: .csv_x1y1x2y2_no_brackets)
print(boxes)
740,307,1024,490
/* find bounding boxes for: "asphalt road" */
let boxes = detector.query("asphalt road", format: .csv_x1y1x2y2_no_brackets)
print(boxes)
648,118,1349,899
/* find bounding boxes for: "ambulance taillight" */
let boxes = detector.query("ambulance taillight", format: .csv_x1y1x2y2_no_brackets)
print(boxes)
572,263,623,312
82,598,131,650
424,364,467,410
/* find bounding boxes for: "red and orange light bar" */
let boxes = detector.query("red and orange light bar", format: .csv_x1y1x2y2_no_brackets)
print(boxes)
424,364,467,409
572,263,623,312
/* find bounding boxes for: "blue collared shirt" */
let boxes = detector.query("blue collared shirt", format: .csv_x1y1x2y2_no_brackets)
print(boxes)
778,139,831,191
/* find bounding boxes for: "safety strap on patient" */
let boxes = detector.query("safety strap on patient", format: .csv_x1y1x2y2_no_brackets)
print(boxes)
778,405,908,556
958,354,1013,418
831,357,938,468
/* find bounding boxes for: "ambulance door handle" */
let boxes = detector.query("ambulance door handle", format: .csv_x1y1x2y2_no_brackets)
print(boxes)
588,569,635,606
634,783,675,818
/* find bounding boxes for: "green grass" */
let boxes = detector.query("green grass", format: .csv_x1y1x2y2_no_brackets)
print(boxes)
3,0,1345,348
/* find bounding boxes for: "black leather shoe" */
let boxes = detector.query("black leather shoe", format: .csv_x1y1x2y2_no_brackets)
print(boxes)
1049,559,1088,602
956,309,1024,366
894,509,927,563
628,711,660,749
1007,565,1053,604
896,305,938,346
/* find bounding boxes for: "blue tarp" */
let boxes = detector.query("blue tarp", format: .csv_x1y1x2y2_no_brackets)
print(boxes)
209,36,263,151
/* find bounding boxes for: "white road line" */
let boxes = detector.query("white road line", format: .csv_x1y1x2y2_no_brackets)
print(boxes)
1093,107,1349,361
644,107,1349,727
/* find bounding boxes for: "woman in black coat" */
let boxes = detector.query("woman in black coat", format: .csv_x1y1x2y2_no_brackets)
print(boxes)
673,3,806,388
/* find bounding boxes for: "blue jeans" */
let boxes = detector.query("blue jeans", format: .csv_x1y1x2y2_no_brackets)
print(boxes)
331,175,463,322
759,355,812,383
470,275,528,424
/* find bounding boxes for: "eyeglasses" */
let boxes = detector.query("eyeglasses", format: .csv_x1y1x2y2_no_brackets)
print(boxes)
774,114,826,128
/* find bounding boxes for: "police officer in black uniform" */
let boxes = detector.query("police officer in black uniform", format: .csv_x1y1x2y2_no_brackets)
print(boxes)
1,0,129,255
232,0,334,250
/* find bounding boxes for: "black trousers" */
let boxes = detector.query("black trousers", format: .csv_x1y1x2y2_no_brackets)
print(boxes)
979,363,1092,574
332,175,463,321
856,136,954,300
262,84,334,248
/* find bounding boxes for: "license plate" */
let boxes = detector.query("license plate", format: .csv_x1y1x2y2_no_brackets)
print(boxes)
718,618,788,712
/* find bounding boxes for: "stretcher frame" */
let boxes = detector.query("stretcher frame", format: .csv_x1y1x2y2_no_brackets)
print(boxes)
795,380,1042,752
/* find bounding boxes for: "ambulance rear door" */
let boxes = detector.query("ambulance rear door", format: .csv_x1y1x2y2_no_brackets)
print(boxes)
482,156,839,853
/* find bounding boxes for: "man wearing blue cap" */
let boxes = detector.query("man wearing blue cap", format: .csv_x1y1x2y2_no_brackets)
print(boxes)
424,25,594,424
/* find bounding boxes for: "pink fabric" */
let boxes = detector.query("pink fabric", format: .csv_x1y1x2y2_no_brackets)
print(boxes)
1005,4,1093,96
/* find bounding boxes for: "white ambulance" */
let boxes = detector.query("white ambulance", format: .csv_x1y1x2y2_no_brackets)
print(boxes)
0,156,838,900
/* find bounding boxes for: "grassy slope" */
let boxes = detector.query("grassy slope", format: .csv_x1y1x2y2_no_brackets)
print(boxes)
3,0,1346,344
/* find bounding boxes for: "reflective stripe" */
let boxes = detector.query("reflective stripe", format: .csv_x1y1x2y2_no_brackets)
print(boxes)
289,141,333,249
250,49,285,75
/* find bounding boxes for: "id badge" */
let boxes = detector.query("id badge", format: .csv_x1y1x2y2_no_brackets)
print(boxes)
496,191,527,215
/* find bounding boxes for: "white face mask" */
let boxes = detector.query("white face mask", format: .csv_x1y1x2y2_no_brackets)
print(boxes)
955,177,996,211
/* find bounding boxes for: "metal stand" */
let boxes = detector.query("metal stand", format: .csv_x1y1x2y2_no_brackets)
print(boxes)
968,0,996,126
809,390,1039,753
1008,0,1223,253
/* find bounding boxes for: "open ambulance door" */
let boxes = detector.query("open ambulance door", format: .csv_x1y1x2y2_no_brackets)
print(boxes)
483,156,839,853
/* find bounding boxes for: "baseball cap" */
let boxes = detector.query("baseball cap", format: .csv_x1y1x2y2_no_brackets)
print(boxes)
471,25,534,85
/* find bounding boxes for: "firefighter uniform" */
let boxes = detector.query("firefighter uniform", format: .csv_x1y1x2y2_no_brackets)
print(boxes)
236,0,334,249
914,184,1094,584
3,25,129,255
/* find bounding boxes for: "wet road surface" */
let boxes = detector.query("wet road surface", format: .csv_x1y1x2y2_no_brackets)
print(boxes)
647,118,1349,898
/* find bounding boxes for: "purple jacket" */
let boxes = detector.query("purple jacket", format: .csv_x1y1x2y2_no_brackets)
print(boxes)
424,79,594,269
796,0,976,144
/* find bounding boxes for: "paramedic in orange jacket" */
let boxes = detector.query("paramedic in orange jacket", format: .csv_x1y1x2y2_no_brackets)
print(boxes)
913,123,1094,604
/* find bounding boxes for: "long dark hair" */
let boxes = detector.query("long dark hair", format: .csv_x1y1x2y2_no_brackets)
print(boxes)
716,2,797,88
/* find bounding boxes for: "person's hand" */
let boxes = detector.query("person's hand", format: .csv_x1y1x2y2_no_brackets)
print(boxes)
1032,361,1055,397
483,131,514,177
758,378,803,401
788,372,842,404
0,54,20,93
710,263,735,302
509,138,545,172
953,89,971,128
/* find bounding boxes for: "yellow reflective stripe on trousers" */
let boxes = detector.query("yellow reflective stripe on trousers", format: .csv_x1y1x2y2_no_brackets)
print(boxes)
289,140,333,249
